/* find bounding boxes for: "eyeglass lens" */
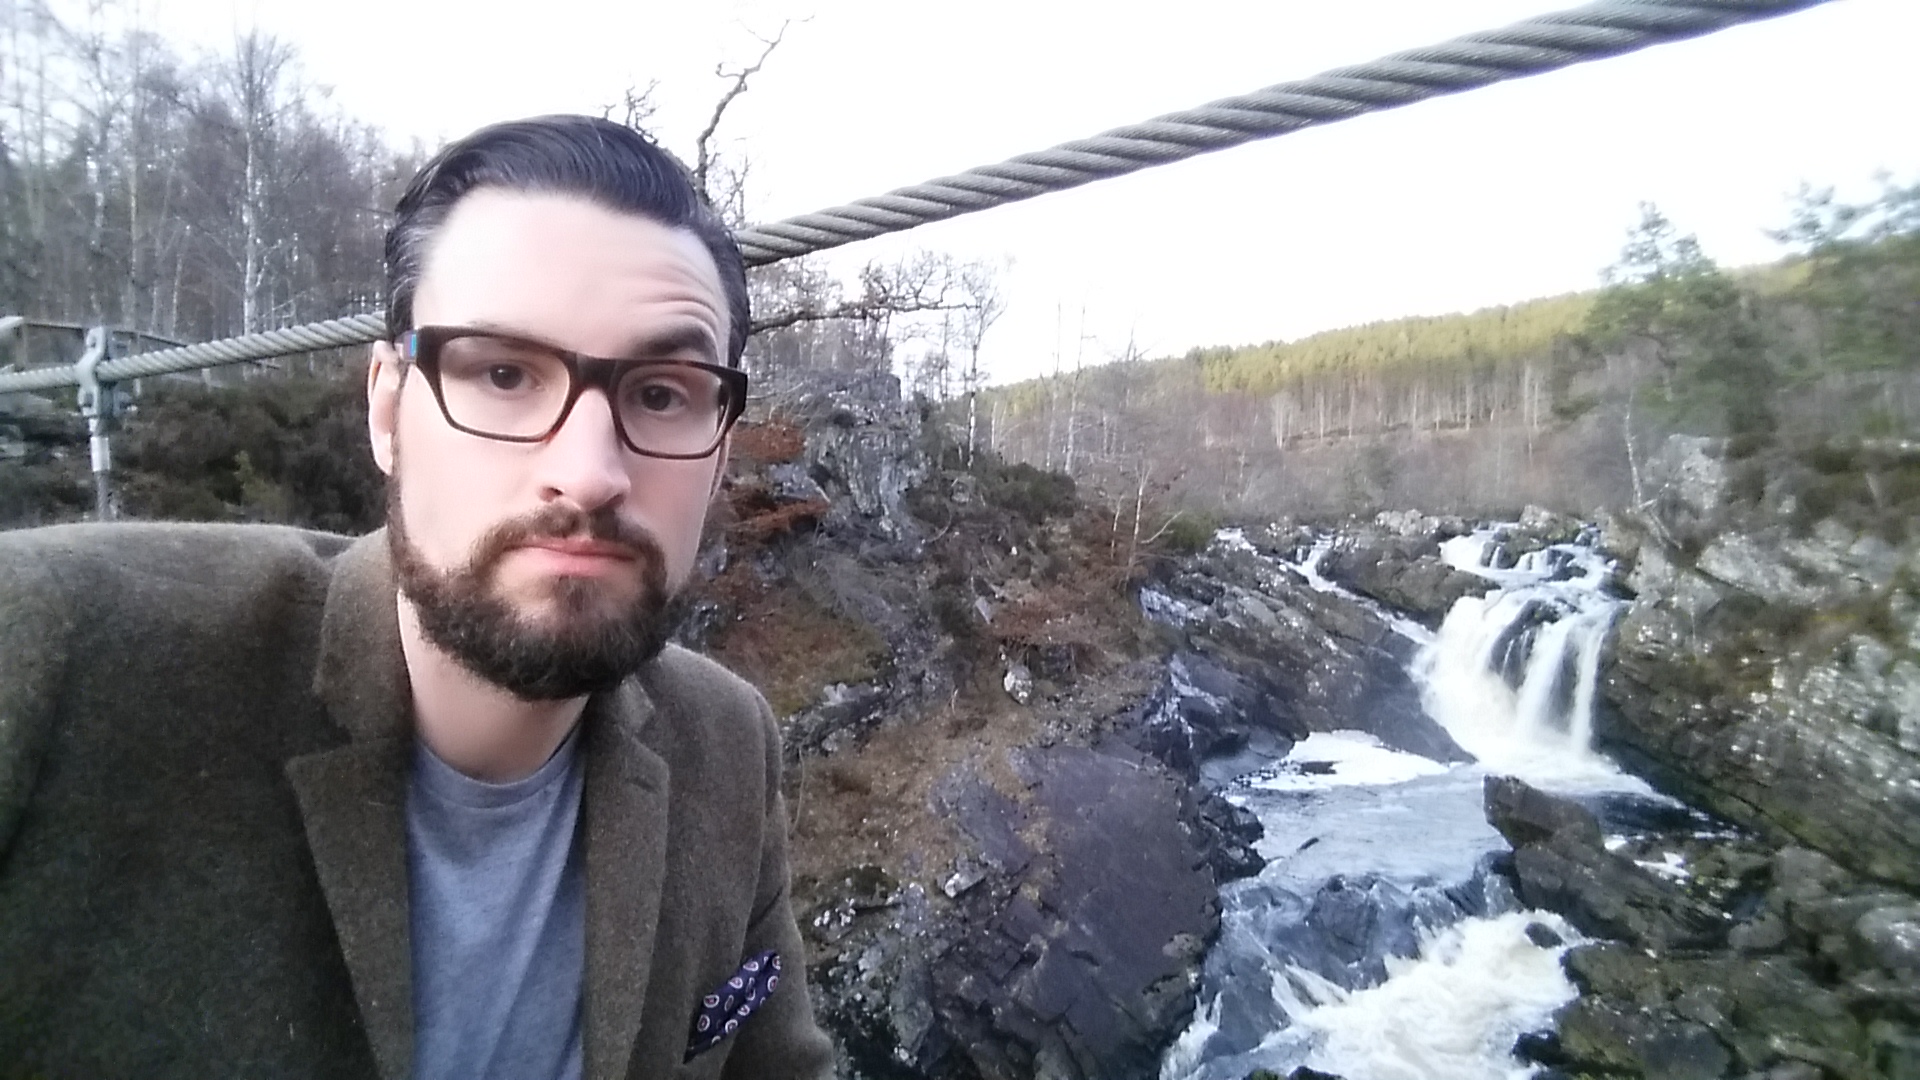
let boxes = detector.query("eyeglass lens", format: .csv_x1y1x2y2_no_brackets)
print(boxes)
433,334,731,455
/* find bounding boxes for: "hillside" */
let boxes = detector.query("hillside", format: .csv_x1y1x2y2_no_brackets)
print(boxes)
972,190,1918,522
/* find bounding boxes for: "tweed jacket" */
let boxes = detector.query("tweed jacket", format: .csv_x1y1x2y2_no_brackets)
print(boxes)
0,522,835,1080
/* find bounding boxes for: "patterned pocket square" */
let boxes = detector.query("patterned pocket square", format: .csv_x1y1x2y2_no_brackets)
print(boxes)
685,950,783,1061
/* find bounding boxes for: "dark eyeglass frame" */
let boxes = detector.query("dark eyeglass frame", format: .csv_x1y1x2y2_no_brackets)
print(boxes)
400,325,749,460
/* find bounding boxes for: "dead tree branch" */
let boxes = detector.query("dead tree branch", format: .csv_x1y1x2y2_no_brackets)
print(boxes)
750,296,977,336
693,22,790,200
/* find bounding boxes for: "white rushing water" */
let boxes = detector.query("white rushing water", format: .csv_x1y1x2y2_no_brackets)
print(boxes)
1278,912,1581,1080
1161,523,1651,1080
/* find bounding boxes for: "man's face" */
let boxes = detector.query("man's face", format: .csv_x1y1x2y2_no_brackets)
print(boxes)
366,189,732,698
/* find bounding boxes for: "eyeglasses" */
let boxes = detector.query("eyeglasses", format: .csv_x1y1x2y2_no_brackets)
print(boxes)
400,326,748,460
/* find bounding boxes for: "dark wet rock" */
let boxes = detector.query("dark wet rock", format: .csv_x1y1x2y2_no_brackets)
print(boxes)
1132,651,1294,777
1250,873,1490,996
1514,1028,1567,1066
928,746,1222,1080
1485,775,1606,849
1316,535,1493,627
1445,851,1524,920
1194,790,1266,882
1507,832,1727,952
1525,921,1565,949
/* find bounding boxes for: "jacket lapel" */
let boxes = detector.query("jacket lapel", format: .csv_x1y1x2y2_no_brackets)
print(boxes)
580,682,670,1080
289,531,416,1080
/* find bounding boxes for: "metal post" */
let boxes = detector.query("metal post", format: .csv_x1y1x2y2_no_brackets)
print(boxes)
73,327,115,521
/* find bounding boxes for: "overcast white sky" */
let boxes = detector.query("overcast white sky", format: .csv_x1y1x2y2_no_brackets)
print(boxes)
138,0,1920,384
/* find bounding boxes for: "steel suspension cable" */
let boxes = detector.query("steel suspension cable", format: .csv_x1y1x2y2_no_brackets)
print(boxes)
0,0,1831,395
732,0,1830,265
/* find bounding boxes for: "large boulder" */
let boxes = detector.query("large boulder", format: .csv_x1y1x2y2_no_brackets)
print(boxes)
1142,538,1470,768
782,370,928,544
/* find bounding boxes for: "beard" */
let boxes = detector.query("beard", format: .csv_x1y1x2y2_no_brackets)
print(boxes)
387,482,687,702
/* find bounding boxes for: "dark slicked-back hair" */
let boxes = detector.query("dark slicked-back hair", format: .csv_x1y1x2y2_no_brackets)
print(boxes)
384,114,750,366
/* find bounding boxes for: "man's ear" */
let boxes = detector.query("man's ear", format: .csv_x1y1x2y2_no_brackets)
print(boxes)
367,340,403,476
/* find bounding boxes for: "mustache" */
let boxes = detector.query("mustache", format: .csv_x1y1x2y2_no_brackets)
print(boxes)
466,502,663,577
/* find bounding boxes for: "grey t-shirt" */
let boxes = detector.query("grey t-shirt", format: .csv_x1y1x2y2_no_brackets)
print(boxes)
406,728,586,1080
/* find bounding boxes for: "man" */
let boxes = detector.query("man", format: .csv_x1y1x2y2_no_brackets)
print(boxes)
0,115,835,1080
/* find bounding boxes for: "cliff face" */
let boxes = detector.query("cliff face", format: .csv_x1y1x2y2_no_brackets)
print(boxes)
1598,435,1920,888
1536,434,1920,1078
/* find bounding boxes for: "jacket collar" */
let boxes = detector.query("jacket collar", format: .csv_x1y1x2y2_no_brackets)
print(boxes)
290,529,673,1080
312,529,412,743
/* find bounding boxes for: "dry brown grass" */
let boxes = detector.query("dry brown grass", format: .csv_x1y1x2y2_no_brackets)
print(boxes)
784,654,1164,901
786,695,1038,891
704,568,888,717
728,417,807,466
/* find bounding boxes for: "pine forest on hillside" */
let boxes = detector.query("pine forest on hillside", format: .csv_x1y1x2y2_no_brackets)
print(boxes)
972,190,1920,521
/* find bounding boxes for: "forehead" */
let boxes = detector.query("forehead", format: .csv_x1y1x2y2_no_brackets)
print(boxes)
412,189,728,357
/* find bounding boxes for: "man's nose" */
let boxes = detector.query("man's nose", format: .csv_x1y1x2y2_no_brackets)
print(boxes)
535,389,632,511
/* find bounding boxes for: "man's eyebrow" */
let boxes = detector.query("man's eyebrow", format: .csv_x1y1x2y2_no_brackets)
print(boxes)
455,320,720,365
616,325,721,365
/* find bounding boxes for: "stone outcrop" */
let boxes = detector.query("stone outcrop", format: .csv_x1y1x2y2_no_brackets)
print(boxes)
780,369,928,545
706,380,1277,1080
1486,777,1726,952
1487,778,1920,1079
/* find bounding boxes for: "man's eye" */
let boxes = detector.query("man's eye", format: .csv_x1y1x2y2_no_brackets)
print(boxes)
487,365,530,391
633,381,688,413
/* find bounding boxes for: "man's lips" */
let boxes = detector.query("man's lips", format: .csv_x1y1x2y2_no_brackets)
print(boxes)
521,538,638,560
510,538,642,574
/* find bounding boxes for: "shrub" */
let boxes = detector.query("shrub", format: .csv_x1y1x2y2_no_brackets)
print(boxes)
976,459,1077,523
1155,512,1220,555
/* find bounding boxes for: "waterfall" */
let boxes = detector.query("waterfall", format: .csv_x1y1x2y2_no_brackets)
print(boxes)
1416,528,1646,792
